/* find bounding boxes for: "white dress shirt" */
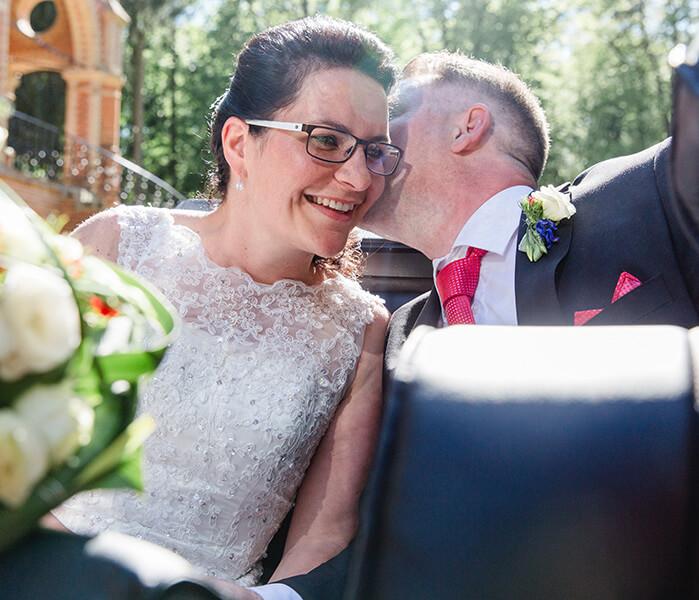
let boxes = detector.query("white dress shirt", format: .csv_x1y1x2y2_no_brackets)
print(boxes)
250,582,303,600
433,185,529,326
251,186,529,600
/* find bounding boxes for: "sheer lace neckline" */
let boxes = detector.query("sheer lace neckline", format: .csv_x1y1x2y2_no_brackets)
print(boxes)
167,210,333,291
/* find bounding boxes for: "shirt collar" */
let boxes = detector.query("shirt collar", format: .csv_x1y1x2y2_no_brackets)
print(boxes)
433,185,532,274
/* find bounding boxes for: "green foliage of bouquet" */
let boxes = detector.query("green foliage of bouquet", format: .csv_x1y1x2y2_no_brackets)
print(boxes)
0,182,178,553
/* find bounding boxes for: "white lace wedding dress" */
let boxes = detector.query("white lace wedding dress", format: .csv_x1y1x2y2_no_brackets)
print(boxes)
54,205,380,584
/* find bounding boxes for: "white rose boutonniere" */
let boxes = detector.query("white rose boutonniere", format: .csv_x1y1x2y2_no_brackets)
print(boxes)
536,185,576,221
518,185,576,262
0,181,179,553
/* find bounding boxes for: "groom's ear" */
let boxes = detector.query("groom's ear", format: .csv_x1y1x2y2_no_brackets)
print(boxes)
221,116,248,174
450,104,491,154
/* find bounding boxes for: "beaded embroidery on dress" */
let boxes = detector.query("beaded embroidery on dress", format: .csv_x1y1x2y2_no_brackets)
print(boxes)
55,205,379,584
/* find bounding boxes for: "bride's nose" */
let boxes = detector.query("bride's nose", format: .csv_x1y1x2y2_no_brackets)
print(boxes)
334,148,373,191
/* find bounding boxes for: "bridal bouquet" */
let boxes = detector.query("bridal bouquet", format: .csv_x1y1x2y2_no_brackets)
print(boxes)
0,182,178,553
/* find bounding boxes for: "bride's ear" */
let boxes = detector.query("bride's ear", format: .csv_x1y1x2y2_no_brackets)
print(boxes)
221,117,248,174
450,104,492,154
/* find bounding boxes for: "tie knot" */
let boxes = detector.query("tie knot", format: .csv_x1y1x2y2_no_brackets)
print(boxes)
436,247,487,303
468,247,488,260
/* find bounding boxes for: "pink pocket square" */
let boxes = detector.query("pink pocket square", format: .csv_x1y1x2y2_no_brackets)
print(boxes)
611,271,643,302
574,272,642,326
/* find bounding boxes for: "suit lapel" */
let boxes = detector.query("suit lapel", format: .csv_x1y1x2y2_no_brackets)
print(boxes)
384,289,440,381
413,288,441,330
515,211,572,325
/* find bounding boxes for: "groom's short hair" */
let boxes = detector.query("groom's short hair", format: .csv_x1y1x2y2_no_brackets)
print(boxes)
402,52,550,181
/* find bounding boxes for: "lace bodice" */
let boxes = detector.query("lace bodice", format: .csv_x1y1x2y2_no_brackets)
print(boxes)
55,205,380,584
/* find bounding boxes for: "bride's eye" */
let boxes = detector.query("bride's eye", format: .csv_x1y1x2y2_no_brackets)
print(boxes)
310,133,340,151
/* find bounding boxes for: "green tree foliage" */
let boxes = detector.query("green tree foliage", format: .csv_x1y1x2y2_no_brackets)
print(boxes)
120,0,188,166
543,0,692,184
119,0,697,197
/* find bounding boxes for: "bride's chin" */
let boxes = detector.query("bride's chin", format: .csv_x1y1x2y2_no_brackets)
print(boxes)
312,238,352,259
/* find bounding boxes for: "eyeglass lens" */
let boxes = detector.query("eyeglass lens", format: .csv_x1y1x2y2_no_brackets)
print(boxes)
307,128,400,175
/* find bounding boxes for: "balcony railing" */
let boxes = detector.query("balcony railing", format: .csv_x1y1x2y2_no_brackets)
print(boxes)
5,110,187,208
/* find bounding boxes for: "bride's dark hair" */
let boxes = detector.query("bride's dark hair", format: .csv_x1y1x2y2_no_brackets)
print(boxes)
208,15,397,279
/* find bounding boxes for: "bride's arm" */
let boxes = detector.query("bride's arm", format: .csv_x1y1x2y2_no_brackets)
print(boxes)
268,301,389,581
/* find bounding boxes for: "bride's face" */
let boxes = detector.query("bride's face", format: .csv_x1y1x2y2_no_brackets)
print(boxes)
243,67,390,259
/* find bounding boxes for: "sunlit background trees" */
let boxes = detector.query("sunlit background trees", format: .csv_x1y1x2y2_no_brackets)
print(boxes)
118,0,698,198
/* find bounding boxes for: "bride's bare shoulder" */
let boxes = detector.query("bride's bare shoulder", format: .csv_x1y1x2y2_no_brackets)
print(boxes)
71,208,123,263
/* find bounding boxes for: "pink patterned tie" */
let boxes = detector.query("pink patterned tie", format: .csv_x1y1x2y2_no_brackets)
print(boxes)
436,247,488,325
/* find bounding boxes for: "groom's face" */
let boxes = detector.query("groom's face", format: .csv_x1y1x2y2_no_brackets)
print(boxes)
361,79,448,248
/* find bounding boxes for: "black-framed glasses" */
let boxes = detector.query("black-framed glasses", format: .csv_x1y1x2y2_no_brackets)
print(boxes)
244,119,403,176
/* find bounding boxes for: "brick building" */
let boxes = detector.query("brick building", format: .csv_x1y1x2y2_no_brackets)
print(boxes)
0,0,129,229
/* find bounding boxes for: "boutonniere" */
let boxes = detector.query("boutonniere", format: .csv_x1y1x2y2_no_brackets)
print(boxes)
518,185,576,262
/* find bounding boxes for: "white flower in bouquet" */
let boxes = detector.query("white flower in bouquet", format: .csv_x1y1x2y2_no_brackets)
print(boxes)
0,410,49,508
95,316,134,356
50,234,84,267
0,263,82,381
15,385,95,468
0,200,47,265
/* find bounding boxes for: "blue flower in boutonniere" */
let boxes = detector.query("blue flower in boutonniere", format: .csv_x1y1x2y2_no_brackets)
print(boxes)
535,219,558,247
518,185,576,262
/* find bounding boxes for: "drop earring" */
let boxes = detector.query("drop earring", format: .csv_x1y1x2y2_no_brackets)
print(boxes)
235,175,244,192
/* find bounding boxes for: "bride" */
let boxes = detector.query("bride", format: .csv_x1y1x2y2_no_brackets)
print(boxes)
52,15,400,586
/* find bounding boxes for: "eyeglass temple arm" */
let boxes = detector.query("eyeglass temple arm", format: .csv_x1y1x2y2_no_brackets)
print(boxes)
244,119,307,133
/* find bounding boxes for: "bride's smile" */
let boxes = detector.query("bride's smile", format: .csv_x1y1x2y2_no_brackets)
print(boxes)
305,195,357,215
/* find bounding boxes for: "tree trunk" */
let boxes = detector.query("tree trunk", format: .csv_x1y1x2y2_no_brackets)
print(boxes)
168,35,178,186
131,21,145,166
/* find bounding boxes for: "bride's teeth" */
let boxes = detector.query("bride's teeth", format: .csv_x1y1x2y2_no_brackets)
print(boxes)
309,196,352,213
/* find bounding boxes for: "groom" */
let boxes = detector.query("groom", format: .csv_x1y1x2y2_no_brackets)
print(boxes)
367,51,698,375
249,51,698,600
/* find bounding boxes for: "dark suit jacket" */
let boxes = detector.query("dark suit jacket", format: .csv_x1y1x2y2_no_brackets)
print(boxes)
281,139,699,600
